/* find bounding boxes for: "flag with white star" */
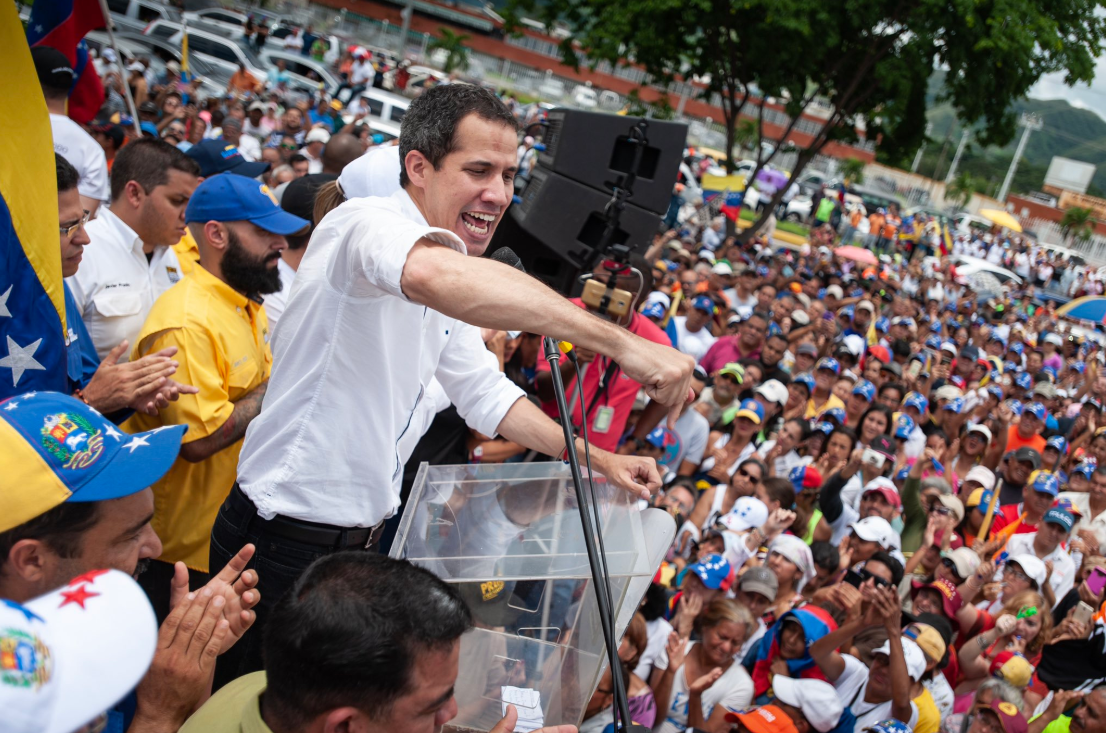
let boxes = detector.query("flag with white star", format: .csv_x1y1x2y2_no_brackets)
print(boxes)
25,0,106,124
0,3,71,400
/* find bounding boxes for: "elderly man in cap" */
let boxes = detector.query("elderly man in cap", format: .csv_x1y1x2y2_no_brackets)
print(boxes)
674,294,718,362
1003,506,1077,600
0,392,260,733
125,174,308,619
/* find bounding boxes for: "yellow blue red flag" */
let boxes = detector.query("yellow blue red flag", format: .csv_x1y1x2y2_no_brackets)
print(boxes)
0,2,68,398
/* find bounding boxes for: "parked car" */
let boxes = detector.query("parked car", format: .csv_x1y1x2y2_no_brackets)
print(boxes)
784,195,813,222
86,30,228,100
258,48,339,93
339,87,410,126
571,85,598,110
104,0,180,35
951,255,1024,287
538,78,565,100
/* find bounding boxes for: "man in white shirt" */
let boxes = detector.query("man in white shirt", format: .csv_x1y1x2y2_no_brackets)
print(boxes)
301,128,329,174
67,139,202,361
212,84,694,684
35,47,110,215
282,27,304,53
338,54,376,100
243,102,274,141
673,295,718,362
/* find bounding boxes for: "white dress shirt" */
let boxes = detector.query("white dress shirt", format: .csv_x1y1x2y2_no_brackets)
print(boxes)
51,113,110,203
66,207,183,360
262,257,297,330
236,189,526,527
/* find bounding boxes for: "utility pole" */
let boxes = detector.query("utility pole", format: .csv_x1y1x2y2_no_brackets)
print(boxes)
396,1,414,59
944,129,970,184
911,122,933,173
997,113,1042,203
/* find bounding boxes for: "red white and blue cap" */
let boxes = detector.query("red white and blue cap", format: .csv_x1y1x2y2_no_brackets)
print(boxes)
894,413,916,439
642,302,666,319
789,465,823,492
1073,461,1097,479
1023,402,1048,421
692,295,715,313
1028,470,1060,497
185,173,310,235
0,569,157,733
687,554,733,590
816,357,840,374
0,392,185,533
852,380,876,401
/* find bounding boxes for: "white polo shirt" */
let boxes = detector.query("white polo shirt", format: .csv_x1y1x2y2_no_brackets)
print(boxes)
66,207,183,361
236,189,526,527
51,113,110,203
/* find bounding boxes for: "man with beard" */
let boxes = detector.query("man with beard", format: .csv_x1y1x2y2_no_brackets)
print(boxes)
125,174,308,620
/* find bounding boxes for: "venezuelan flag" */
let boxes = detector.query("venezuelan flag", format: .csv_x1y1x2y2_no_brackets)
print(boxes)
0,3,68,399
940,222,953,257
26,0,106,124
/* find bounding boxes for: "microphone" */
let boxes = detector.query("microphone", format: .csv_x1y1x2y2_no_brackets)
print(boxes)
490,247,525,273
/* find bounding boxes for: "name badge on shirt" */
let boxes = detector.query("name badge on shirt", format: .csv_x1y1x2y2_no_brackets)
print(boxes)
593,406,615,434
166,266,180,284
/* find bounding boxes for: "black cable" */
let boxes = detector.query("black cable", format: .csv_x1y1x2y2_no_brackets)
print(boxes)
568,348,625,731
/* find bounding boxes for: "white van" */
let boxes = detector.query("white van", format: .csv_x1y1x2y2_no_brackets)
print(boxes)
104,0,181,34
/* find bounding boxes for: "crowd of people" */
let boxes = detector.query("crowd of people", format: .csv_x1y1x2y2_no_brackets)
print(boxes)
9,18,1106,733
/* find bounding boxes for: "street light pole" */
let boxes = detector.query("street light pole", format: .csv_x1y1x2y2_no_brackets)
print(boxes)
397,1,414,59
911,122,932,173
944,129,970,184
997,113,1042,203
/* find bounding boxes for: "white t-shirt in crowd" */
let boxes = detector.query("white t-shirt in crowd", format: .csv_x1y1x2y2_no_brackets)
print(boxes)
51,113,110,203
673,316,717,362
634,617,674,681
755,440,805,478
652,641,754,733
833,653,919,733
351,59,375,85
673,407,710,470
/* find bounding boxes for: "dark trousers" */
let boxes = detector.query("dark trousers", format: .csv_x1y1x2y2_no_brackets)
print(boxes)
137,558,210,624
209,485,378,692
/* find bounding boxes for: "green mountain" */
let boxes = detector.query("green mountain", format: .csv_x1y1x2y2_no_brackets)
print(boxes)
906,72,1106,197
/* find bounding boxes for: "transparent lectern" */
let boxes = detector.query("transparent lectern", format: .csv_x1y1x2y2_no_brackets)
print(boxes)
390,462,675,732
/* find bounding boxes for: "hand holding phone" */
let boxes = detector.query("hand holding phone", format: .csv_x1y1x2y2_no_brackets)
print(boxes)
1087,566,1106,597
1073,601,1095,627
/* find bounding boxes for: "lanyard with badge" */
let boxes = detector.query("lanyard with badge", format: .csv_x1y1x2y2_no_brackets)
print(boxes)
578,357,620,434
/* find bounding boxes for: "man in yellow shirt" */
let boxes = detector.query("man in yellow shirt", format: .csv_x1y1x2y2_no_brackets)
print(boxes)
127,173,308,619
805,357,846,419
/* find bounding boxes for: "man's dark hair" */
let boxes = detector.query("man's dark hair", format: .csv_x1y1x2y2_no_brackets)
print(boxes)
810,540,839,574
262,552,473,726
880,382,905,398
56,153,79,193
161,90,182,106
289,153,308,166
109,139,200,202
398,84,519,187
0,502,99,569
891,339,912,358
867,550,904,586
761,476,795,510
748,311,771,324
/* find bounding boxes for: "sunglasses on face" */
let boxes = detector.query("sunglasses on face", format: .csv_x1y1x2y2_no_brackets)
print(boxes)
858,568,892,588
929,505,953,516
1006,568,1031,583
280,143,298,150
737,468,761,481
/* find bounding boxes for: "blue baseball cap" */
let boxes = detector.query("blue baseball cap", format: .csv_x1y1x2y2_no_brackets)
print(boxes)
139,120,160,137
645,426,675,449
1007,399,1024,416
185,174,310,235
894,413,916,439
903,392,928,414
929,321,943,333
734,399,765,425
1023,402,1048,422
925,335,942,350
1045,507,1075,532
642,302,666,319
692,295,715,313
687,554,732,590
1014,372,1033,390
987,385,1005,401
816,357,841,375
895,466,910,482
1046,435,1068,454
820,406,847,425
1073,361,1087,374
1029,470,1060,497
853,380,876,401
793,373,816,394
943,397,965,414
1003,361,1018,373
812,421,834,435
1010,342,1025,356
865,720,913,733
0,392,186,532
989,333,1007,346
186,139,270,178
1042,365,1059,382
875,316,890,333
1074,462,1097,479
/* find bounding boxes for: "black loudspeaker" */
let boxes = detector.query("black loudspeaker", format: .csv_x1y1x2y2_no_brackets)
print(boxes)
493,167,663,293
538,109,688,215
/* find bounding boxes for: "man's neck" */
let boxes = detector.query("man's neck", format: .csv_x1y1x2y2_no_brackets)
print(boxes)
110,206,158,255
197,255,239,293
812,388,830,402
45,99,66,116
282,247,306,272
713,391,735,406
1033,538,1054,558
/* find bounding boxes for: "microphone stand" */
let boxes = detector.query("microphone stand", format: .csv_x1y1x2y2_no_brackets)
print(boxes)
542,337,636,733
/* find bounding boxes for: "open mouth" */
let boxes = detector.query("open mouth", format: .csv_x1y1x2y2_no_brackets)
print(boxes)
461,210,496,237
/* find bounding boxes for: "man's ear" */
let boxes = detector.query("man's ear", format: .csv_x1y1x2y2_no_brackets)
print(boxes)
5,539,53,586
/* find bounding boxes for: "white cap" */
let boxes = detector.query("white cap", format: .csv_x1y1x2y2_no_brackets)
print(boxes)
337,144,401,200
305,127,332,144
0,569,158,733
825,285,844,299
102,48,117,63
849,516,897,549
857,299,875,313
645,291,671,309
791,310,811,326
935,385,964,401
712,262,734,276
126,61,144,72
1044,333,1063,346
719,496,769,533
755,379,789,407
772,677,844,733
965,465,997,491
946,547,982,579
698,249,716,262
248,101,267,112
874,637,927,681
1008,553,1048,588
842,334,866,357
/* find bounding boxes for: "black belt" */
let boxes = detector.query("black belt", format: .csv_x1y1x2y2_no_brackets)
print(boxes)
227,483,382,549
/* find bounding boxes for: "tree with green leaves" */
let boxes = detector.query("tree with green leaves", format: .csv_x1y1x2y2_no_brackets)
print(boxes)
503,0,1106,242
733,119,758,155
1061,206,1096,246
946,172,976,211
840,158,865,185
427,27,470,75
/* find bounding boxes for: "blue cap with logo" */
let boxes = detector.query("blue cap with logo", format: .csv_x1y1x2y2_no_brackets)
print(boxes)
812,421,834,435
1073,361,1087,374
693,295,715,313
1014,372,1033,390
734,399,765,425
185,173,310,235
987,384,1005,401
687,554,733,590
1028,470,1060,497
186,139,270,178
0,392,186,533
1074,461,1097,479
1046,435,1068,455
943,397,965,414
820,406,847,425
903,392,929,414
816,357,841,375
1023,402,1048,422
1010,342,1025,356
925,335,942,350
865,720,913,733
894,413,916,439
642,302,666,320
793,373,816,393
1045,507,1074,532
853,380,876,401
1007,399,1024,416
875,316,890,333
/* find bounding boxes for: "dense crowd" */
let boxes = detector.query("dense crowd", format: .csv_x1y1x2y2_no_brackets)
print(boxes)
8,18,1106,733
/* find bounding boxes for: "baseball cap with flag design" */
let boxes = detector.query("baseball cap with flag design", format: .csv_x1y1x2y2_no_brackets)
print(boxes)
0,392,186,533
687,554,734,591
185,139,270,178
0,569,158,733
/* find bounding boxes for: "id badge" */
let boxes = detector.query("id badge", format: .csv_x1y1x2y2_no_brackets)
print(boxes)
593,406,615,434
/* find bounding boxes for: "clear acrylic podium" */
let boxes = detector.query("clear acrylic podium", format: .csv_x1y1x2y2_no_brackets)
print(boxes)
390,462,675,732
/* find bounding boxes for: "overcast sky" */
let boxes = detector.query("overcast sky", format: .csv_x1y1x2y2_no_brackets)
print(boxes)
1029,57,1106,120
